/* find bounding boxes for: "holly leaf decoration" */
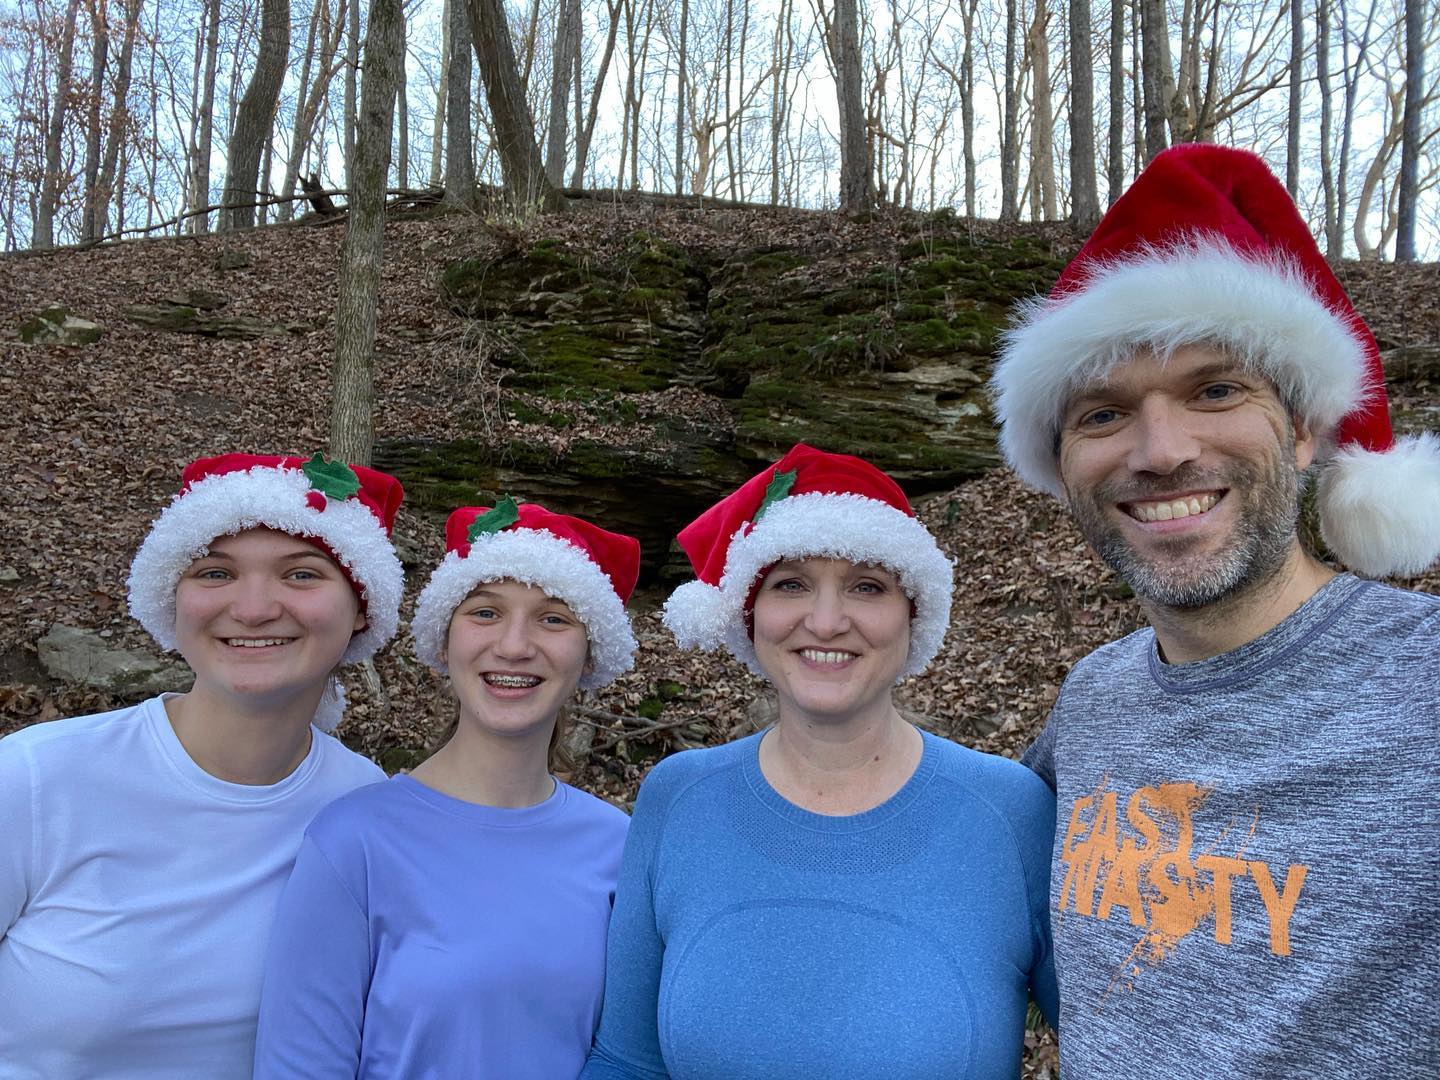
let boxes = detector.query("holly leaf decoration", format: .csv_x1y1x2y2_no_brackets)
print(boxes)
467,496,520,541
754,468,797,522
302,453,361,501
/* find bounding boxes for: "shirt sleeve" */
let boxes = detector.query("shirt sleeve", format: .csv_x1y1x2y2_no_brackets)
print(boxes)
580,772,674,1080
1012,766,1059,1030
252,833,371,1079
0,737,35,937
1020,712,1058,792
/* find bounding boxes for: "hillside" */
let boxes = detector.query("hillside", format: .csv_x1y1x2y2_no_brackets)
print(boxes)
2,205,1437,788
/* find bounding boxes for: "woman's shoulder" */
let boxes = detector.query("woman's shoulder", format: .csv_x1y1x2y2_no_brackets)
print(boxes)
641,732,756,795
558,781,631,834
0,698,159,770
922,731,1055,823
301,774,407,845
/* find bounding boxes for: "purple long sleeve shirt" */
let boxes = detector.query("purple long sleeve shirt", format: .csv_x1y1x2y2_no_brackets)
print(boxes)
253,774,628,1079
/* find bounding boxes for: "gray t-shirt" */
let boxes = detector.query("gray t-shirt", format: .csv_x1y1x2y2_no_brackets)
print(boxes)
1024,574,1439,1077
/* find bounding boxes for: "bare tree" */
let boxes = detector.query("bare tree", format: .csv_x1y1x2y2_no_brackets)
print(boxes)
465,0,563,209
1286,0,1303,194
1317,0,1337,256
1107,0,1124,203
79,0,109,243
836,0,872,211
1069,0,1099,226
220,0,291,230
330,0,405,465
35,0,84,248
188,0,221,231
1395,0,1424,260
344,0,360,176
675,0,690,193
94,0,141,237
1001,0,1020,218
1138,0,1169,160
446,0,477,205
546,0,581,184
571,0,622,184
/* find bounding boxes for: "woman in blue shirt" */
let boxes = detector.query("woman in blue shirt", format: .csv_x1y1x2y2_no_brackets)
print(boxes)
583,445,1057,1079
254,501,641,1079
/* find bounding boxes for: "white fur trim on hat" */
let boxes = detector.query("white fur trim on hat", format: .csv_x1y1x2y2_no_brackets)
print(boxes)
126,465,404,668
661,492,954,679
1318,432,1440,578
991,239,1370,497
411,528,638,689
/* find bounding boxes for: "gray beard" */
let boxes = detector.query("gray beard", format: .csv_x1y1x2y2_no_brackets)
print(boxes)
1069,450,1302,611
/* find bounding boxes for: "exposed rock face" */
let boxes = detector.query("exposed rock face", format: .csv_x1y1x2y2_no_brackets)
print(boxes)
121,300,297,339
388,222,1068,578
19,304,103,346
37,625,191,697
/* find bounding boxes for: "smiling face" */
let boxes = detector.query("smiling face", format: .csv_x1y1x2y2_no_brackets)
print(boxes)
1057,344,1315,609
442,580,590,743
172,527,365,706
750,557,912,726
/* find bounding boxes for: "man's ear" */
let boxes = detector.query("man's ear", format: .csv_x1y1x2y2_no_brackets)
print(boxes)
1291,411,1318,472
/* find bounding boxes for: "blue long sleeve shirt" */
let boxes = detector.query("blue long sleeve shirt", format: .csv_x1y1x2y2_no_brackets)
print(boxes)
253,774,628,1079
582,729,1057,1079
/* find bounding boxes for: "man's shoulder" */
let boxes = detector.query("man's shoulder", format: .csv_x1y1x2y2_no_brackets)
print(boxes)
1064,625,1156,685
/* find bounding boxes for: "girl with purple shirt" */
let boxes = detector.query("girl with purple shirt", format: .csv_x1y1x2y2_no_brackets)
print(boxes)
254,502,640,1079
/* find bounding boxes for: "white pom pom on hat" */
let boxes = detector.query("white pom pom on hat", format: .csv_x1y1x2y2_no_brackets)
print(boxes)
990,143,1440,579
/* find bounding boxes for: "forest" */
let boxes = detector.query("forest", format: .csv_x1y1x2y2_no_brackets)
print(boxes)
1,0,1435,258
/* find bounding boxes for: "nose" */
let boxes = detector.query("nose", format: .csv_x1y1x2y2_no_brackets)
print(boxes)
229,576,284,625
493,615,538,660
802,581,852,639
1126,396,1202,476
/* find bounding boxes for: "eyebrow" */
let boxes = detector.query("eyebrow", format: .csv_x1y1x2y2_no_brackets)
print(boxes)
198,548,336,563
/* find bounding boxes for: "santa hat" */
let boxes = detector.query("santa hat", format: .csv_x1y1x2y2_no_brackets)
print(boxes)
662,444,954,678
411,500,640,689
127,453,405,730
991,143,1440,578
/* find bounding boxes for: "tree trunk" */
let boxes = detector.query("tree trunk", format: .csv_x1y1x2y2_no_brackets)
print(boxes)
674,0,689,193
1069,0,1099,228
545,0,579,185
832,0,870,212
1139,0,1169,161
1028,0,1056,220
429,0,449,186
330,0,404,466
1107,0,1125,204
1000,0,1019,219
445,0,476,206
220,0,290,230
344,0,360,179
395,13,408,188
572,0,622,186
465,0,563,210
36,0,84,248
961,0,977,217
1316,0,1337,257
80,0,109,244
1286,0,1303,194
94,0,141,239
1394,0,1423,261
189,0,220,232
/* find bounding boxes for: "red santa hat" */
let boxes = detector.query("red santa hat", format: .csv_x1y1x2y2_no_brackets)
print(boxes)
991,143,1440,578
126,453,406,731
411,500,641,689
662,444,954,678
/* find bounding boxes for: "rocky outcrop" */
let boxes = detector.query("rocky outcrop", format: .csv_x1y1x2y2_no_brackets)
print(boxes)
19,304,103,346
385,220,1068,578
37,625,191,697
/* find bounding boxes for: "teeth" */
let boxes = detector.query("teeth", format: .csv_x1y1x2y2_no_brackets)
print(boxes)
800,649,855,664
484,674,541,688
226,638,289,647
1128,493,1219,523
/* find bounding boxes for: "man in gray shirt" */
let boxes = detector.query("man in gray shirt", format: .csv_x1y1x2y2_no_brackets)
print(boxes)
989,143,1439,1076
